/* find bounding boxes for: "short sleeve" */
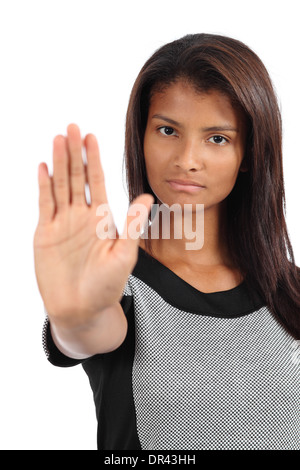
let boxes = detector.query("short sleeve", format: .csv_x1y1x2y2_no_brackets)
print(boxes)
120,277,133,317
42,277,134,367
42,316,83,367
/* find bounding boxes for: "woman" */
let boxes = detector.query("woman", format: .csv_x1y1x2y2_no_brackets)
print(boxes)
34,33,300,450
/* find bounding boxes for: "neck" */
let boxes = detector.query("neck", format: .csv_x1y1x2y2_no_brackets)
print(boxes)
142,200,232,268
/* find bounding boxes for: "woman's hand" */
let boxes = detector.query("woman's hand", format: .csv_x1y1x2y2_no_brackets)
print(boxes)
34,124,153,329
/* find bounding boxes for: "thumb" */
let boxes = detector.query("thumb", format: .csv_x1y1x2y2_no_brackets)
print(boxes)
120,194,154,245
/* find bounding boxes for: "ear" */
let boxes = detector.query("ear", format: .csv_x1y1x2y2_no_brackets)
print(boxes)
239,157,248,173
239,165,248,173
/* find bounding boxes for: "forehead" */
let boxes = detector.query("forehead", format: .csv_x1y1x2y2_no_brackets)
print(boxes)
148,81,245,126
150,81,233,108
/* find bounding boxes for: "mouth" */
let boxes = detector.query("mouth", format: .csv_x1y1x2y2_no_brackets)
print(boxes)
167,180,206,193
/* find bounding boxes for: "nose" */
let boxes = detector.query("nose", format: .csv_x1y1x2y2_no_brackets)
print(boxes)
174,137,204,171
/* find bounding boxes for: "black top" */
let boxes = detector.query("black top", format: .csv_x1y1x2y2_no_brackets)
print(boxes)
43,247,300,450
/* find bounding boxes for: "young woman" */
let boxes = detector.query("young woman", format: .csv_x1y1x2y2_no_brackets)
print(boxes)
34,33,300,450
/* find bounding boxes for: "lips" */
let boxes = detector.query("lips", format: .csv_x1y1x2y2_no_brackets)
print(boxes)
167,179,206,193
167,179,205,187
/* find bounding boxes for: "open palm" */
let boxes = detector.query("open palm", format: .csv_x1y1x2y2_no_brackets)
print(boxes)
34,124,153,326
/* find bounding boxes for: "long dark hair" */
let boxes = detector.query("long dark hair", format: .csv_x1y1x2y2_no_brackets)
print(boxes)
123,33,300,339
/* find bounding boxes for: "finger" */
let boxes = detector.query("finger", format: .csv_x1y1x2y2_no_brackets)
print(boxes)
52,135,69,211
95,203,120,241
84,133,108,206
37,163,55,225
118,194,154,251
67,123,86,205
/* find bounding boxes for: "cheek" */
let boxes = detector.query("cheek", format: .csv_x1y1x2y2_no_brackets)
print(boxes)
210,157,242,193
144,152,159,177
143,150,161,194
144,139,168,180
143,147,171,204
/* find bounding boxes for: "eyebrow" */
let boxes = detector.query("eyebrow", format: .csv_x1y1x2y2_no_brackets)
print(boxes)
151,114,239,133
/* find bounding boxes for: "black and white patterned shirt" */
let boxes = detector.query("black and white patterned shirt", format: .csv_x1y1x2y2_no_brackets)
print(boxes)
44,246,300,450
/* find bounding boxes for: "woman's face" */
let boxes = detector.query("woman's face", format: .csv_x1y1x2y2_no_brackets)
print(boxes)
143,80,247,212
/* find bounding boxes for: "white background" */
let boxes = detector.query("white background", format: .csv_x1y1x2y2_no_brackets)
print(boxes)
0,0,299,450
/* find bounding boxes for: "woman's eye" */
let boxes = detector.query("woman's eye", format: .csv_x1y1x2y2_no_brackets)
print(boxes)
159,126,177,136
208,135,228,145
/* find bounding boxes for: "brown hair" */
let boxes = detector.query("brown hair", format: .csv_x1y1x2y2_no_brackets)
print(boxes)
123,33,300,339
